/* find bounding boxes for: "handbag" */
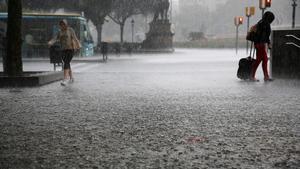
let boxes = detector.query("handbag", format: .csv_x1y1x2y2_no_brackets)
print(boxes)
72,36,81,50
70,28,81,50
246,24,258,42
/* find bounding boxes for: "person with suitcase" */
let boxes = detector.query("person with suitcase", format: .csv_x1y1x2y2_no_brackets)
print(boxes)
237,42,256,80
249,11,275,82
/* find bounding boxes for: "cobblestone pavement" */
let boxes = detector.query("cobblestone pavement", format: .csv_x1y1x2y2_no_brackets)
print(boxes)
0,49,299,169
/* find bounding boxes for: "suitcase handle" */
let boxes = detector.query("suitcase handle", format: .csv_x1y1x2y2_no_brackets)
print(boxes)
249,42,255,59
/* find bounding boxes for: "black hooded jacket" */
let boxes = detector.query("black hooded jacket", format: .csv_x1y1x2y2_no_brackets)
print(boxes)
255,12,275,44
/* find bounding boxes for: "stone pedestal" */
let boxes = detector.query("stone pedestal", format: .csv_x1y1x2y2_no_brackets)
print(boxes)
142,20,174,51
0,71,63,87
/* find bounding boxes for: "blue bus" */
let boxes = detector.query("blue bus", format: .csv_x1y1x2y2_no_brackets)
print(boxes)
0,12,94,57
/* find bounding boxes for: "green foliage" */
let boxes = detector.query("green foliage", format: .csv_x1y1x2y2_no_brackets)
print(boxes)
135,0,156,15
109,0,139,24
79,0,112,25
22,0,112,25
23,0,79,11
109,0,142,43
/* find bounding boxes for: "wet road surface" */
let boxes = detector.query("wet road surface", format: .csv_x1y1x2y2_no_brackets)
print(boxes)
0,49,299,169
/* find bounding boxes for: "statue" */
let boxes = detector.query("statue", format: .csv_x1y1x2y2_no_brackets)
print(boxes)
153,0,170,22
143,0,174,51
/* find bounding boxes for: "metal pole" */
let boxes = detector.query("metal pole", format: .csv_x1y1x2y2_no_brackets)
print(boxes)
145,15,148,32
270,43,273,78
132,26,134,43
131,21,134,43
171,0,173,22
236,25,239,54
247,16,250,54
262,8,265,18
292,0,297,28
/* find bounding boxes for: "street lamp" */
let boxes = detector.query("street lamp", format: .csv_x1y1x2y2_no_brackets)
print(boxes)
245,6,255,54
131,19,135,43
170,0,173,22
292,0,297,28
234,16,243,54
259,0,271,18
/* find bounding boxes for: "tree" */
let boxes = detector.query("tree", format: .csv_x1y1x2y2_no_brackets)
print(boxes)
108,0,140,43
79,0,112,45
139,0,157,15
4,0,22,76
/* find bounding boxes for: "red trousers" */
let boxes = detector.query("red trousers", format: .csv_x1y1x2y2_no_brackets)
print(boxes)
251,43,269,80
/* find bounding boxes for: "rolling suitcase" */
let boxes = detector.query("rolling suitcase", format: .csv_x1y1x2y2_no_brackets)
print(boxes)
237,43,256,80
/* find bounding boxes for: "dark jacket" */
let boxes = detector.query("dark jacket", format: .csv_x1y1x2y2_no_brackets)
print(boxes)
101,42,108,54
255,20,271,44
255,11,275,44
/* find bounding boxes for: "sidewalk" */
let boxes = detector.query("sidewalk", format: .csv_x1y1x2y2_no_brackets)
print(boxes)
19,53,146,63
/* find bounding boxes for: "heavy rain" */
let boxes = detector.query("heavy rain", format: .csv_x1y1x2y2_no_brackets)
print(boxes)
0,0,299,168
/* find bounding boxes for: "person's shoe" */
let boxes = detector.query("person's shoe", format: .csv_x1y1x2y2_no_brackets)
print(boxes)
250,78,259,82
60,80,67,86
264,78,274,82
69,78,74,84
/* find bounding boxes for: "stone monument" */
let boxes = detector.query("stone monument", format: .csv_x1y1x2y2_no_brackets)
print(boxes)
142,0,174,51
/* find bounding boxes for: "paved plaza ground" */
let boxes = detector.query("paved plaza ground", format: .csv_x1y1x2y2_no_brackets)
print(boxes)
0,49,299,168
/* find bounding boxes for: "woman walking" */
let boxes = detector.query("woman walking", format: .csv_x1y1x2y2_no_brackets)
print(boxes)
48,19,81,86
250,11,275,82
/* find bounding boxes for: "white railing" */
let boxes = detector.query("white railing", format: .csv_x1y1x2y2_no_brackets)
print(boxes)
285,34,300,48
285,42,300,49
285,34,300,41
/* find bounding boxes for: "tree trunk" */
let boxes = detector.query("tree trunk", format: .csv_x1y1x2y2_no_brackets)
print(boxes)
120,23,124,44
96,23,103,46
4,0,23,76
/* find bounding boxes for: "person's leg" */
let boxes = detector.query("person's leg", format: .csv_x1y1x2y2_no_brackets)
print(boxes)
69,69,73,80
66,50,74,81
64,51,73,77
105,53,107,62
62,51,69,79
64,69,69,79
261,45,270,80
61,51,70,85
251,44,263,80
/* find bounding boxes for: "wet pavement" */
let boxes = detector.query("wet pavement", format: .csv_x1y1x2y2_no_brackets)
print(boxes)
0,49,299,169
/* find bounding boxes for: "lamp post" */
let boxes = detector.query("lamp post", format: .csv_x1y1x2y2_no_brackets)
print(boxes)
245,6,255,54
259,0,271,18
131,19,135,43
292,0,297,28
234,16,243,54
170,0,173,22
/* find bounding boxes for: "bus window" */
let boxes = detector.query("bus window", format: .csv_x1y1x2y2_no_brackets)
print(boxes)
83,25,88,41
52,25,59,38
81,21,94,56
83,24,93,42
0,20,6,36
